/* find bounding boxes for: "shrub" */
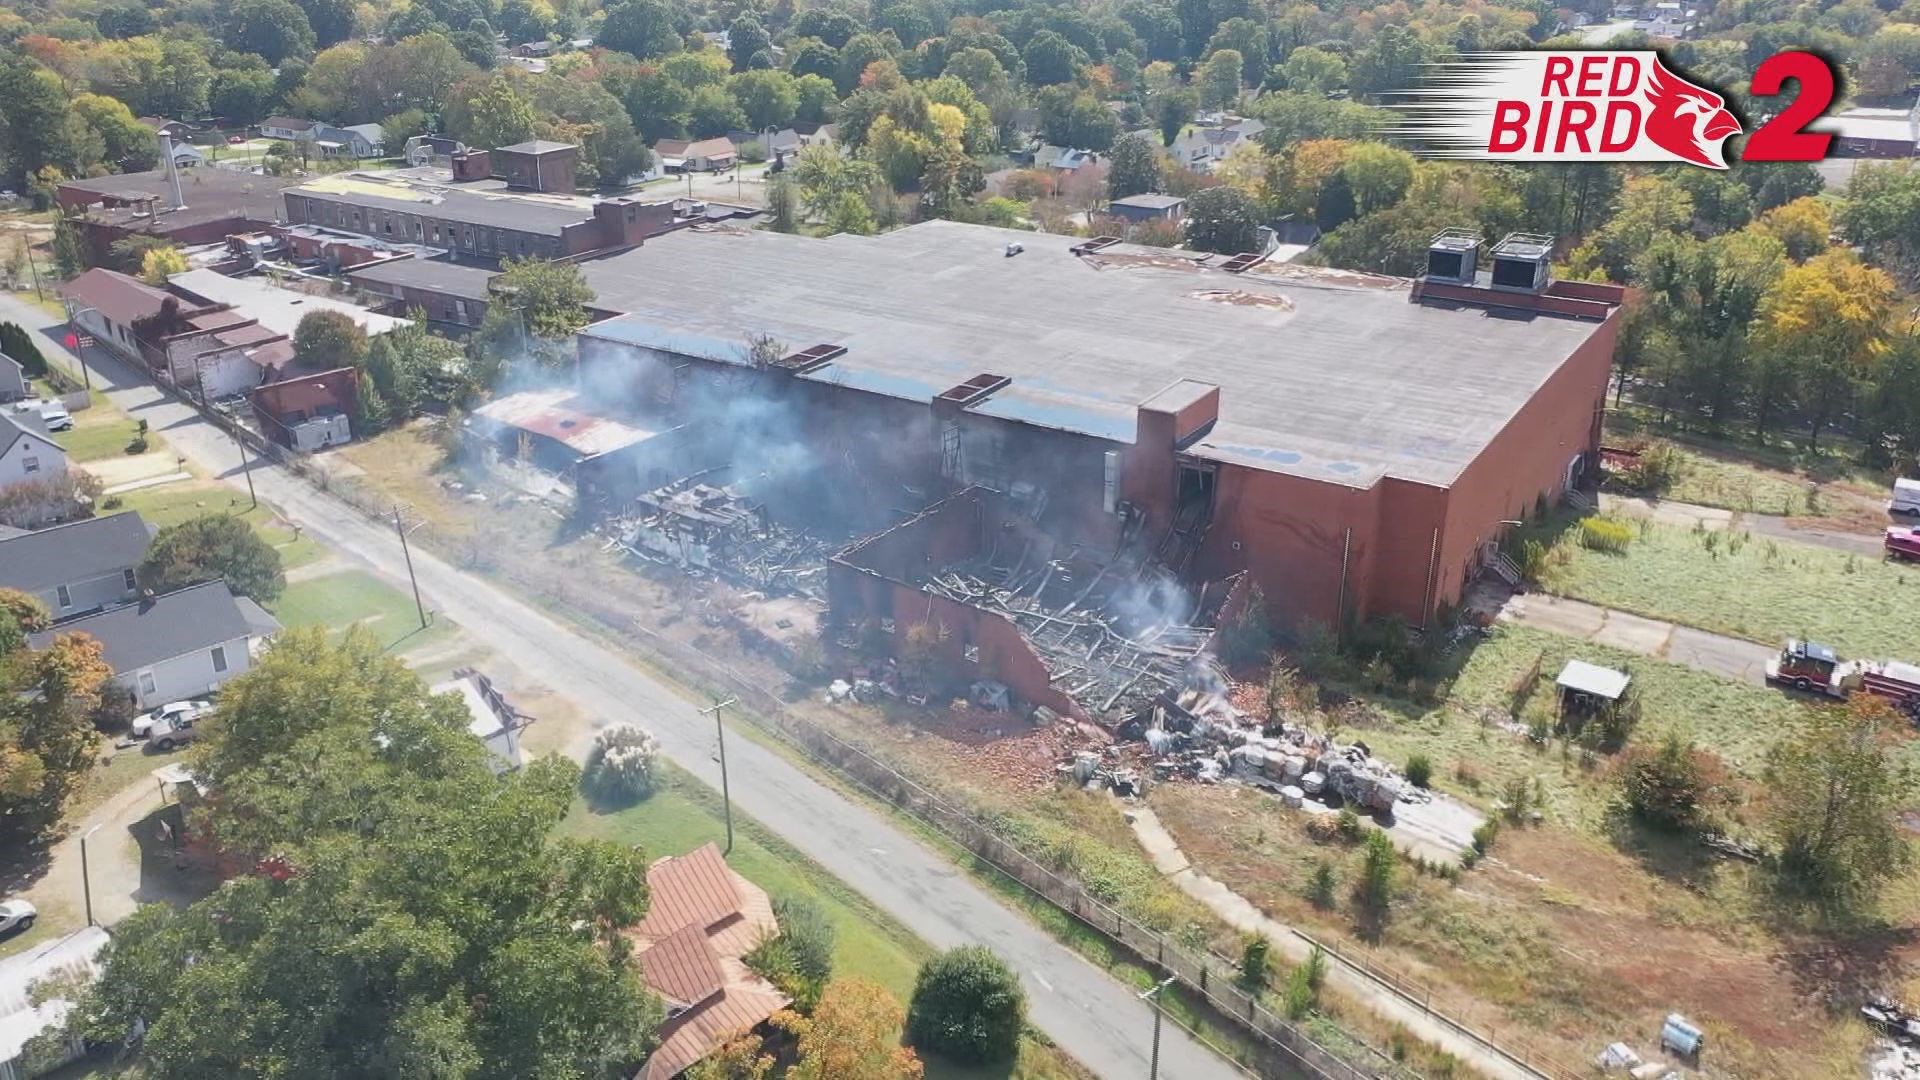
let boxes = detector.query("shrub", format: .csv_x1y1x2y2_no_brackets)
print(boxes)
1470,819,1499,854
1238,934,1270,990
1282,963,1315,1018
743,894,838,1010
1404,753,1432,789
1577,514,1634,554
1621,732,1717,834
126,435,149,454
906,946,1025,1065
582,724,660,804
140,513,286,603
1306,861,1337,909
1356,830,1397,912
1335,806,1362,841
1608,441,1683,493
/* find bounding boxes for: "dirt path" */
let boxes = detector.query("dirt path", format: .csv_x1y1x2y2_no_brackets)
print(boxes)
1128,807,1544,1080
22,761,174,934
1601,493,1885,557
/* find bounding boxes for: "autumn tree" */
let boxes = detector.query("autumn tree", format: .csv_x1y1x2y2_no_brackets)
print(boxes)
1751,197,1830,262
139,514,287,604
0,619,112,841
138,246,188,286
781,978,924,1080
1750,249,1894,447
1765,697,1913,912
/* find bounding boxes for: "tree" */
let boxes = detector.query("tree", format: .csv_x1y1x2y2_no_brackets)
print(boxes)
1751,250,1894,447
688,84,747,137
1022,30,1084,85
139,514,287,604
1356,829,1397,913
210,68,277,126
1197,48,1243,110
767,176,798,232
296,0,358,46
0,57,79,190
836,33,894,93
0,323,48,377
224,0,318,64
138,246,188,286
1621,732,1719,834
72,94,155,173
599,0,685,60
1839,162,1920,288
793,75,839,126
481,256,595,364
727,14,772,71
1184,185,1261,254
729,70,798,132
1154,87,1197,146
1340,143,1414,216
626,70,693,142
70,629,663,1077
905,946,1025,1065
782,978,923,1080
1282,46,1347,95
1106,132,1161,200
462,76,538,150
1350,25,1433,98
787,39,842,84
0,628,111,841
292,309,370,372
97,4,157,38
793,145,882,221
1752,197,1830,262
1765,697,1913,911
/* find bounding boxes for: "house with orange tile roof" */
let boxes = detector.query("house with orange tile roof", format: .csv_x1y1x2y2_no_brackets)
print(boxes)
627,842,789,1080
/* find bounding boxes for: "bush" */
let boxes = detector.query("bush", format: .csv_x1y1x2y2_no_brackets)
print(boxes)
1335,806,1362,841
1356,830,1397,912
1283,945,1327,1015
1239,934,1270,990
1621,732,1716,834
746,894,839,1009
140,513,286,603
906,946,1026,1065
1608,441,1683,493
1306,860,1337,909
1470,819,1499,854
1577,514,1634,554
582,724,660,804
1404,753,1432,789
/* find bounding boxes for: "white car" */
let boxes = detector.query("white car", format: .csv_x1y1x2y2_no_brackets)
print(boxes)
0,899,36,936
133,700,211,739
36,400,72,432
149,713,205,752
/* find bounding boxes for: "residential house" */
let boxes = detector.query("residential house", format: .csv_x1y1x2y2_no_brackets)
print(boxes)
1105,193,1186,224
170,143,205,169
0,353,25,403
28,580,281,709
623,843,789,1080
259,117,319,141
137,117,193,139
0,927,110,1080
259,117,385,159
653,137,738,173
250,367,359,451
0,409,67,499
1034,145,1102,175
339,124,387,158
0,511,153,616
1169,116,1266,172
513,40,554,57
58,267,177,362
432,668,527,773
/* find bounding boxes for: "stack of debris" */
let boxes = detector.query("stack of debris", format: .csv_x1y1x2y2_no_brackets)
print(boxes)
612,469,834,600
918,548,1234,725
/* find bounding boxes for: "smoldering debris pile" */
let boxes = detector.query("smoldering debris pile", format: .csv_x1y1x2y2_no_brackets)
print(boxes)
1066,686,1427,818
609,470,834,600
918,550,1233,723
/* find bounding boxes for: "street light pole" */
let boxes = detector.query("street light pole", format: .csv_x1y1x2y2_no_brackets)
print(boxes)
698,697,739,854
1139,976,1175,1080
63,302,95,390
392,505,428,629
80,824,101,927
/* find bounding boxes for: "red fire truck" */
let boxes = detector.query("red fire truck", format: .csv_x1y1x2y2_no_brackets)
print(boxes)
1767,639,1920,719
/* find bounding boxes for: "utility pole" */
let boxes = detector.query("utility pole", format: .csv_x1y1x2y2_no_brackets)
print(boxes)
80,824,101,927
393,506,428,629
235,428,256,509
698,697,739,854
1139,976,1175,1080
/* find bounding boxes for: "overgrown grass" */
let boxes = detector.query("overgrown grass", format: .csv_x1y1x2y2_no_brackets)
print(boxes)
1605,409,1889,522
1524,512,1918,659
269,569,455,654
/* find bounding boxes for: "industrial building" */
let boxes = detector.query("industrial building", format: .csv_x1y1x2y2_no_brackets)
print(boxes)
570,221,1624,635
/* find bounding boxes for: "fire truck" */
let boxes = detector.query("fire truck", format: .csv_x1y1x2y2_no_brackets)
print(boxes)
1767,639,1920,718
1888,525,1920,563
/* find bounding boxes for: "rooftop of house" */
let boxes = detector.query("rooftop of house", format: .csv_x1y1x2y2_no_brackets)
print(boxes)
58,267,179,328
0,927,109,1065
1109,192,1186,209
63,170,299,234
0,407,59,463
654,137,738,159
27,580,277,671
576,220,1617,487
1820,105,1919,146
287,171,596,236
167,268,409,339
261,116,318,131
0,512,153,596
346,257,499,302
495,138,577,156
470,388,664,458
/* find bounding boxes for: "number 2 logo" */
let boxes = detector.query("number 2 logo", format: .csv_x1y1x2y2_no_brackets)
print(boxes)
1742,50,1837,162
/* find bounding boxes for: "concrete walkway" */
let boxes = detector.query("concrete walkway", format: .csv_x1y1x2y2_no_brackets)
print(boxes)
1600,493,1884,557
1499,592,1776,685
1129,807,1543,1080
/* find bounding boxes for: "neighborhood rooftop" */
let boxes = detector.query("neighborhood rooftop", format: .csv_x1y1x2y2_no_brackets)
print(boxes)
167,269,409,338
26,581,272,672
62,169,299,231
288,172,595,236
0,512,153,594
345,258,499,301
577,220,1608,487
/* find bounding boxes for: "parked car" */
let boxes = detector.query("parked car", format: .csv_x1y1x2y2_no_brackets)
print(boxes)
34,399,71,431
1888,525,1920,563
0,898,36,936
132,699,212,739
149,713,204,751
227,135,246,145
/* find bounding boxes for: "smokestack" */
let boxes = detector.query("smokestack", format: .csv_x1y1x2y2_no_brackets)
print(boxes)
158,131,186,210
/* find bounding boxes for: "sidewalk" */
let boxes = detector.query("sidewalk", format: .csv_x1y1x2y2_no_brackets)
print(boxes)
1499,592,1775,685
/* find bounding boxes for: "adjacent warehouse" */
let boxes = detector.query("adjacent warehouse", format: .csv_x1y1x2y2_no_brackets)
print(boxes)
574,221,1624,631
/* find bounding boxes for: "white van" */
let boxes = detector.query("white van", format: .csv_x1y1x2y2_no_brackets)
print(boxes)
1893,478,1920,517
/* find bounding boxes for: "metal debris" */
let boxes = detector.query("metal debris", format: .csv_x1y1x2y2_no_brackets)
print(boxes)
608,467,834,600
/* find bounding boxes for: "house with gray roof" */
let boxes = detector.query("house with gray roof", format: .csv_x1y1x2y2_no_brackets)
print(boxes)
0,353,26,403
28,580,280,709
0,409,66,504
0,510,153,617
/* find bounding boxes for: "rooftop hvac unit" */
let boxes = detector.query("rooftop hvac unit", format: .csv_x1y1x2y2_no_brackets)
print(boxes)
1489,232,1556,293
1424,228,1482,284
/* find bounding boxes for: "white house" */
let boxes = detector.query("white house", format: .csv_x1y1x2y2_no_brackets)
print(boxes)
0,410,66,494
433,668,526,773
27,580,281,709
0,353,26,403
0,511,152,616
0,927,110,1080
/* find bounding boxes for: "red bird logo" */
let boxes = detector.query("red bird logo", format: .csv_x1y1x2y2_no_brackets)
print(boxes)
1641,57,1742,168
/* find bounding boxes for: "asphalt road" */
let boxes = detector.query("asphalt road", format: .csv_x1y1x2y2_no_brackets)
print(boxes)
3,293,1249,1080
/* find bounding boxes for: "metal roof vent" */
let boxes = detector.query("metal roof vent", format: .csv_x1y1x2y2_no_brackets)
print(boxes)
1489,232,1555,294
1424,228,1482,285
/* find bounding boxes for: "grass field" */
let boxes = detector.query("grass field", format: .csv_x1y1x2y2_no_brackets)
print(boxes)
1604,409,1892,526
1521,512,1919,660
562,764,1089,1080
270,568,455,654
52,412,145,463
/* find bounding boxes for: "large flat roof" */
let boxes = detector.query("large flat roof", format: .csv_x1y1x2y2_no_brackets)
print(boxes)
64,169,297,233
577,221,1613,487
288,172,593,236
167,269,409,339
346,257,498,301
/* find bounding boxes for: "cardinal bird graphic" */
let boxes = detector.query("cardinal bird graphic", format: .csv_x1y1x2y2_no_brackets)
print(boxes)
1641,57,1743,168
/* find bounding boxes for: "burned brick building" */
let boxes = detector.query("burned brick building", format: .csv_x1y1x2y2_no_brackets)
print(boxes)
570,221,1623,649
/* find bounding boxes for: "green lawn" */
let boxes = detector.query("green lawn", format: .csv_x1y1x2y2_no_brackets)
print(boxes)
1523,513,1919,660
52,414,147,463
563,765,1087,1079
269,569,454,654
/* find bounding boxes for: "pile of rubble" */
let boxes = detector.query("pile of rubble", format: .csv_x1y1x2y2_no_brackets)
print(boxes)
917,550,1231,723
610,471,834,600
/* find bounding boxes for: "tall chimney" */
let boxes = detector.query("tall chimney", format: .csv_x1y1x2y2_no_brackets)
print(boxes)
158,131,186,210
